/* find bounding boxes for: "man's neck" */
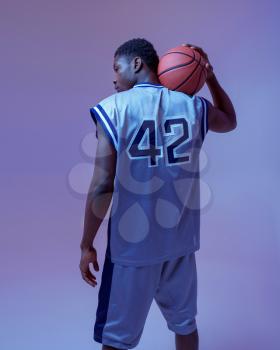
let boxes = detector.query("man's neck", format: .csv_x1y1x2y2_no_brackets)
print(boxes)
136,74,161,85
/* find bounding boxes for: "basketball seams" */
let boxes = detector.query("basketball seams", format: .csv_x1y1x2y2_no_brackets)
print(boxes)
161,50,195,60
189,58,206,96
174,54,202,91
159,50,205,69
158,59,196,77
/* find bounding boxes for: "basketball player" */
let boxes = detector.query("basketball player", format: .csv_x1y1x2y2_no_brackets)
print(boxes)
79,38,237,350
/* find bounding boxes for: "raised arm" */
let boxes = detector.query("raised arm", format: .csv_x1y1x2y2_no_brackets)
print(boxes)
182,43,237,133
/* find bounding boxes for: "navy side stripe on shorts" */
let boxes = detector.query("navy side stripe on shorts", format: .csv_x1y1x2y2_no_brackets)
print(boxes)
93,256,114,342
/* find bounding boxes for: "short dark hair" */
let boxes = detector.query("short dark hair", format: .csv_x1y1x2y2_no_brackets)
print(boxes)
114,38,159,74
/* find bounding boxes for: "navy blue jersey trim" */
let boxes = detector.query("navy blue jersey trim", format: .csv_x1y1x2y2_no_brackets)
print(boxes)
90,107,117,151
199,97,208,141
200,98,205,142
200,97,209,133
96,104,118,143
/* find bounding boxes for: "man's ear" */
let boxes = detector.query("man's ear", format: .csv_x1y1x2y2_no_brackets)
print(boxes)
133,56,143,73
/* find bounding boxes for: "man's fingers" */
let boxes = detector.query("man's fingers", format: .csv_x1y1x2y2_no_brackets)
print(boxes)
181,43,197,49
83,275,97,287
81,270,97,287
85,267,96,280
205,62,213,70
79,263,98,287
93,261,99,271
181,43,194,48
181,43,206,56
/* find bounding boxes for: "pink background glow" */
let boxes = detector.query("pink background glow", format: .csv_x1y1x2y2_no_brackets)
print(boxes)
1,0,279,349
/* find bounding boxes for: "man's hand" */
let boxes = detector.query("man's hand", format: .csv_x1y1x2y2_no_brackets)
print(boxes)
79,247,100,287
181,43,214,82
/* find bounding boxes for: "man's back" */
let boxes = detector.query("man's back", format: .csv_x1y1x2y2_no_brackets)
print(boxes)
90,82,208,266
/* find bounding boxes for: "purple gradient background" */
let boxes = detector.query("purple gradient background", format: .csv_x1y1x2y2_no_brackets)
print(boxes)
1,0,279,349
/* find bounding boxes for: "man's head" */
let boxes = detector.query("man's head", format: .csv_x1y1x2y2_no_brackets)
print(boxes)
113,38,159,92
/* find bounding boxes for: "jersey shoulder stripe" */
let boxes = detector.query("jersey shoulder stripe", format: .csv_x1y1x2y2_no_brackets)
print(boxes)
89,95,118,150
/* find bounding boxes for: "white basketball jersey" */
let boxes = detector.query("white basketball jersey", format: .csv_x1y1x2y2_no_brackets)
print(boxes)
90,82,209,266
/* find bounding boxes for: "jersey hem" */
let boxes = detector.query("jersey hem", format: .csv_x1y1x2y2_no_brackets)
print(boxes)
106,246,200,266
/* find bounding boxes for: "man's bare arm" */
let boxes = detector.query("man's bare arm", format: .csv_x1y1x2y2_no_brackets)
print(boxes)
181,43,237,133
79,122,117,287
80,121,117,250
206,73,237,133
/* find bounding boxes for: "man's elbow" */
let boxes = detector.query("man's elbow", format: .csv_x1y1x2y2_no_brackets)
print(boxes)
87,180,114,199
208,118,237,133
230,116,237,130
224,113,237,132
228,120,237,131
94,182,114,194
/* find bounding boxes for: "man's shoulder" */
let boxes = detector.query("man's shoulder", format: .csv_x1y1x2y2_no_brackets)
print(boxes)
97,92,117,107
97,88,199,109
99,89,136,106
169,89,197,101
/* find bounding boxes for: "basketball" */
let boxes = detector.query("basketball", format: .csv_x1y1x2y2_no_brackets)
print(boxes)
157,45,207,95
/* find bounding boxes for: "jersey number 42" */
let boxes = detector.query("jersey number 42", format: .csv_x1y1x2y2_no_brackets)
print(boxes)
127,117,192,167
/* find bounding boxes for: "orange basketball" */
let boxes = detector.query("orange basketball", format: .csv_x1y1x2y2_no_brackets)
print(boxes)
157,45,207,95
